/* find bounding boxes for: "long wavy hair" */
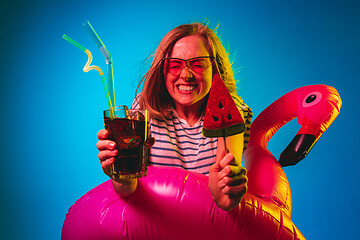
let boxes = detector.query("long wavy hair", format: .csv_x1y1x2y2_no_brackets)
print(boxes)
136,22,236,118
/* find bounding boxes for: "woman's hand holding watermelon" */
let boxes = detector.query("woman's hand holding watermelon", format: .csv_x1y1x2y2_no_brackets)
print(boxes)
208,138,248,211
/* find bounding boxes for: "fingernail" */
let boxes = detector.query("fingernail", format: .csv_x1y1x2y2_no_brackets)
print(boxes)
109,142,115,149
113,150,118,156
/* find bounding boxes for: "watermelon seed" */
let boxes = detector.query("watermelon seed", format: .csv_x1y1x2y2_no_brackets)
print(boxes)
228,113,232,120
212,115,219,121
218,102,224,109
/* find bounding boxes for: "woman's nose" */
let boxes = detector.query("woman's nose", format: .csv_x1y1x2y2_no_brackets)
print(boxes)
180,66,193,81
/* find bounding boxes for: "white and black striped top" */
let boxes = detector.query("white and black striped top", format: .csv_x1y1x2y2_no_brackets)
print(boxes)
132,94,252,176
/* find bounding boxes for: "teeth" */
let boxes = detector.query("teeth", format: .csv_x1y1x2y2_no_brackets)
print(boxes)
178,85,196,91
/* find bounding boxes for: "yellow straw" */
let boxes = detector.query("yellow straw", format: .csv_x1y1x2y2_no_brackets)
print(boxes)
83,50,115,118
83,49,104,75
144,109,148,141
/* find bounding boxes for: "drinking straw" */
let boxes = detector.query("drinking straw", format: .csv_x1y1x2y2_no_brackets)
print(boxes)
83,21,116,111
62,34,115,118
62,34,87,52
145,109,148,142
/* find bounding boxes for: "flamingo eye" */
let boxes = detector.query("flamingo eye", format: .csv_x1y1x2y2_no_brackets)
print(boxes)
306,94,316,103
302,92,322,107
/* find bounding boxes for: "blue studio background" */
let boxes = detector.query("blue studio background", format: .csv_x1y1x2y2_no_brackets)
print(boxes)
0,0,359,239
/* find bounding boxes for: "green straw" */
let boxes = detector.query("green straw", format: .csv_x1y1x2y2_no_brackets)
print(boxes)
82,22,104,48
62,34,87,52
83,21,116,110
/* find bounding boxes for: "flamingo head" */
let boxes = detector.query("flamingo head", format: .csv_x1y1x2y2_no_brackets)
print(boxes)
279,85,341,167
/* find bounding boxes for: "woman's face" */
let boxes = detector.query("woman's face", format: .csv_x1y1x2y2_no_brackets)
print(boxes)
164,35,213,111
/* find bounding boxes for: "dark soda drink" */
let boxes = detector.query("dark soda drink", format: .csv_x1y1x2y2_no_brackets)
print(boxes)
104,117,148,179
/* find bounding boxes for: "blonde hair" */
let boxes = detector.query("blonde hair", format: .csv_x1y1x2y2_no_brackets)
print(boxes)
136,22,236,118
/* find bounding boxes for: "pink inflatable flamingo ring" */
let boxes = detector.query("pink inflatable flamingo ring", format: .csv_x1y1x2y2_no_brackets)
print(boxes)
62,84,341,240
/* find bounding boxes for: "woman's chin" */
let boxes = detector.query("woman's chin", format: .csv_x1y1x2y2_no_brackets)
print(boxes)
174,97,205,110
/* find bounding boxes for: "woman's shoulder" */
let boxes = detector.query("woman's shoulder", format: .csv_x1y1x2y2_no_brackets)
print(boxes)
231,93,249,111
131,93,142,109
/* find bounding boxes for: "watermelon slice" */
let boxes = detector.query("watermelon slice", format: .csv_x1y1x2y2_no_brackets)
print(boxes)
202,74,245,138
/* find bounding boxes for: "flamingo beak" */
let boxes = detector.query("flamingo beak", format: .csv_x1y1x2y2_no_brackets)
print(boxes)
279,134,317,167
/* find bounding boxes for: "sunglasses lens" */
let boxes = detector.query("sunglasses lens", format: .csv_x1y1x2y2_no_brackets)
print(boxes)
164,59,186,75
189,58,212,73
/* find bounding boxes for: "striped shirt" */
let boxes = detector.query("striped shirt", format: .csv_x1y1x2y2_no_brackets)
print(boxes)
132,94,252,175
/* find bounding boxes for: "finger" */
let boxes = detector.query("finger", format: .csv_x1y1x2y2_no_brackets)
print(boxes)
218,165,247,179
101,158,115,177
215,144,227,164
209,161,222,174
222,183,248,198
100,157,115,169
218,165,246,179
98,149,118,161
219,153,235,169
218,165,232,179
97,129,109,140
218,174,248,189
220,176,248,197
96,140,116,151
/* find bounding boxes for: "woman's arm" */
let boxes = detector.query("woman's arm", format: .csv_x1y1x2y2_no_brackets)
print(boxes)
111,178,138,196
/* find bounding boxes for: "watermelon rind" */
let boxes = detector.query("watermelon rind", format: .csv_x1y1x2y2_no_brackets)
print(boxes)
202,123,245,138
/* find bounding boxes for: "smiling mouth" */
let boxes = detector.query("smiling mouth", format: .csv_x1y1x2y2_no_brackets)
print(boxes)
177,84,197,92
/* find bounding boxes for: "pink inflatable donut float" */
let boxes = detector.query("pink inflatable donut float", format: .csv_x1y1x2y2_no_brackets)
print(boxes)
62,85,341,240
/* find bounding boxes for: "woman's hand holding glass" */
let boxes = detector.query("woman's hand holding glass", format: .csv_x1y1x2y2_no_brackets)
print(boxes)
97,129,136,197
97,129,155,196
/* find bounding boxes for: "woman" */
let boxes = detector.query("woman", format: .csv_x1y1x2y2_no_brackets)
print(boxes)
97,22,252,211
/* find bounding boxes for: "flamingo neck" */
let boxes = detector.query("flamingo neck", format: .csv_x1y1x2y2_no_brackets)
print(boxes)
249,94,298,148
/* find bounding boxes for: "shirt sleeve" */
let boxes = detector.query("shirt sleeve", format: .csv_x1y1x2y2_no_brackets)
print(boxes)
231,94,253,151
